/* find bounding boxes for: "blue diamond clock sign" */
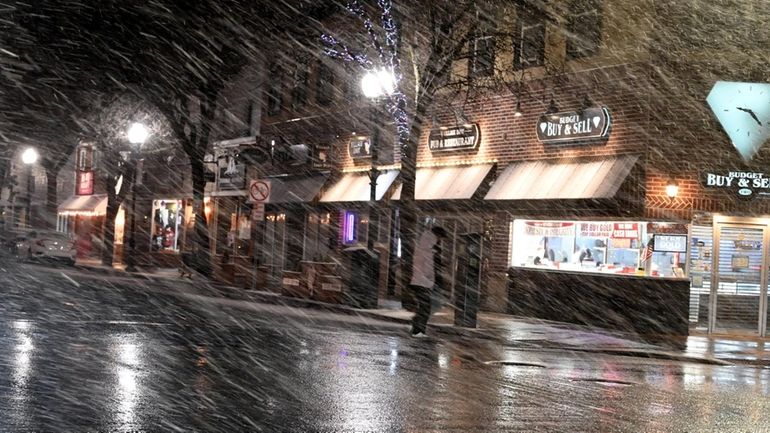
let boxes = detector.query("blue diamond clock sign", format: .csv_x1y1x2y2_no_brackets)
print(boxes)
707,81,770,161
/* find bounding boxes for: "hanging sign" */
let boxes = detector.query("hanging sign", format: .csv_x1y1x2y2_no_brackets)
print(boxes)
218,163,246,190
251,203,265,222
524,221,575,237
578,222,612,238
536,107,611,144
428,124,480,152
76,171,94,196
612,223,639,239
348,137,371,159
702,170,770,200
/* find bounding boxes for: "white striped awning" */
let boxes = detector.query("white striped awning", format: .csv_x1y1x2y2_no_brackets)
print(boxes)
484,155,639,200
391,164,494,200
319,170,399,202
58,194,108,216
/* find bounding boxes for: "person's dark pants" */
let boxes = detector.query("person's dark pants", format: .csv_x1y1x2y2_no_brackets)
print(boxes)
410,284,432,335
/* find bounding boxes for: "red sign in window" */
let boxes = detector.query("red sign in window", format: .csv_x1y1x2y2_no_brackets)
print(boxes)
612,223,639,239
76,171,94,195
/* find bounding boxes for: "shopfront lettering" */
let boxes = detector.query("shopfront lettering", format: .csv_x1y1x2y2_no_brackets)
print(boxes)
428,124,480,152
348,137,371,160
702,170,770,199
536,107,611,144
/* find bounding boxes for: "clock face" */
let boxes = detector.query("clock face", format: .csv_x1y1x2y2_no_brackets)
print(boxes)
707,81,770,161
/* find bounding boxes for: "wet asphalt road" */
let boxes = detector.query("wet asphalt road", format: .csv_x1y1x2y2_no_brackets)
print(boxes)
0,263,769,432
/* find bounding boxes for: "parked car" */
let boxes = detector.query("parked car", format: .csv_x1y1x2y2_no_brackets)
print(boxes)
15,230,77,266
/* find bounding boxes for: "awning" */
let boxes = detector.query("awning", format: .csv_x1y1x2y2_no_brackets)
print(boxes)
484,155,639,200
392,164,494,200
267,174,327,204
58,194,108,216
320,170,399,202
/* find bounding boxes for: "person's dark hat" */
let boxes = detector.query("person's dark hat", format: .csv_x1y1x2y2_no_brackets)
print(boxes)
431,226,449,238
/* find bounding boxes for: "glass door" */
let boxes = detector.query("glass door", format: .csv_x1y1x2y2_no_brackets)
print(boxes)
710,223,768,335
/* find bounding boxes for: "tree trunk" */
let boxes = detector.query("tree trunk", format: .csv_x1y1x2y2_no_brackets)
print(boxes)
44,166,59,230
190,156,212,276
399,95,430,310
101,172,119,266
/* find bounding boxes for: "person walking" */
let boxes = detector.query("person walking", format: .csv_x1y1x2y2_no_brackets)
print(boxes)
410,225,448,338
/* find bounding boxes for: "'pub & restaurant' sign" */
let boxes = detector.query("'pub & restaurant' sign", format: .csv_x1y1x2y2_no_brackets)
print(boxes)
536,106,611,144
428,124,480,152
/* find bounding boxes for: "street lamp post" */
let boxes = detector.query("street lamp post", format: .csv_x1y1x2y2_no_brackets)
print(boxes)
361,69,395,251
125,122,148,273
21,148,39,228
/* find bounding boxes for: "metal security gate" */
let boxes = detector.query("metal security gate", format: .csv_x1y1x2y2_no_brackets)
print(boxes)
709,217,769,336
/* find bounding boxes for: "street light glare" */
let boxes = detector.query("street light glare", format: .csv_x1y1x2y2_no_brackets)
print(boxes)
361,68,396,99
21,147,38,165
127,122,149,145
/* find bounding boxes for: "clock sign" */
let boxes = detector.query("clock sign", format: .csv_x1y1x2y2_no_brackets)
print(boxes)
707,81,770,161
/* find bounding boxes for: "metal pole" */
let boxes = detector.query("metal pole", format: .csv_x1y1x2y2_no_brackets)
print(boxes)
25,165,33,228
125,157,138,272
367,101,381,251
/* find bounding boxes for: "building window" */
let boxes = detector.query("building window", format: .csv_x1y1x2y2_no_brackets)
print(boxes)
469,35,495,78
291,56,309,110
151,199,183,252
316,62,335,106
514,10,546,70
566,0,603,60
77,145,94,171
267,62,283,116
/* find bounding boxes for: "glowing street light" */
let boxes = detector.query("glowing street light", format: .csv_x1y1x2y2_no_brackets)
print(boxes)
361,68,396,99
127,122,149,146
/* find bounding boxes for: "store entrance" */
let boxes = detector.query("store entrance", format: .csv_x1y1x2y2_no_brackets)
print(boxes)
710,218,770,336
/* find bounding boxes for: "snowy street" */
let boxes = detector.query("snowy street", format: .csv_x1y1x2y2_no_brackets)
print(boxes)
0,264,765,432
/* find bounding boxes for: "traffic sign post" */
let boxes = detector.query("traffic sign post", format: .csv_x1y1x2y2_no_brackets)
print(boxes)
249,179,271,203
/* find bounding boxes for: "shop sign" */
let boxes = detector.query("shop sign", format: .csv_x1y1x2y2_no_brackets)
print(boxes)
653,234,687,253
734,239,762,250
218,161,246,190
537,107,611,144
702,170,770,199
76,171,94,196
348,137,371,160
578,222,612,238
524,221,575,237
612,223,639,239
428,124,480,152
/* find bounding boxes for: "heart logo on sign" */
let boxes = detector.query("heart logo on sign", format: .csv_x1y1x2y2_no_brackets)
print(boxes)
592,116,601,127
539,122,547,133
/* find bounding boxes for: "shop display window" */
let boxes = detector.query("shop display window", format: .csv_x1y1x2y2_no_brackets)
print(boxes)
151,199,182,252
510,219,688,279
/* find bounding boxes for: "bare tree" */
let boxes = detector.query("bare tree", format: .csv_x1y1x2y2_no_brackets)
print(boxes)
80,93,175,266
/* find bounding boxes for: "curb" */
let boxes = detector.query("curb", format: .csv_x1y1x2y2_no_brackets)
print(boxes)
66,267,738,367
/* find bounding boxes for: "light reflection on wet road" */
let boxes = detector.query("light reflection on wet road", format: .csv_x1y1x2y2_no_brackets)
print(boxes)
0,264,769,432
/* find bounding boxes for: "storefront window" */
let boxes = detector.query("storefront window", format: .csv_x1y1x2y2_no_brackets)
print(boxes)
151,199,183,252
304,212,332,262
341,210,368,246
510,219,688,278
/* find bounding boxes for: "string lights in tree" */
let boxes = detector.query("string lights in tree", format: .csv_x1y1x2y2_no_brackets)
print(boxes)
322,0,410,142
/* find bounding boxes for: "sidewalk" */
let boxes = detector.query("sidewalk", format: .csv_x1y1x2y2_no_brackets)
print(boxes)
67,261,754,366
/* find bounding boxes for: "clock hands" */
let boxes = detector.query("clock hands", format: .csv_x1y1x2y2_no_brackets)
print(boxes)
736,107,763,126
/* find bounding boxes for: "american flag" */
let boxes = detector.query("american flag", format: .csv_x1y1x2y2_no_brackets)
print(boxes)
641,236,655,262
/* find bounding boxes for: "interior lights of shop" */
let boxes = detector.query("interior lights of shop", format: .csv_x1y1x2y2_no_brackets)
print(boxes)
321,213,331,225
277,213,286,222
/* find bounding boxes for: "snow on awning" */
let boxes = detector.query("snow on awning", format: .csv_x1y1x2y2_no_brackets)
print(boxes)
319,170,399,202
391,164,494,200
484,155,639,201
267,174,328,204
58,194,108,216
